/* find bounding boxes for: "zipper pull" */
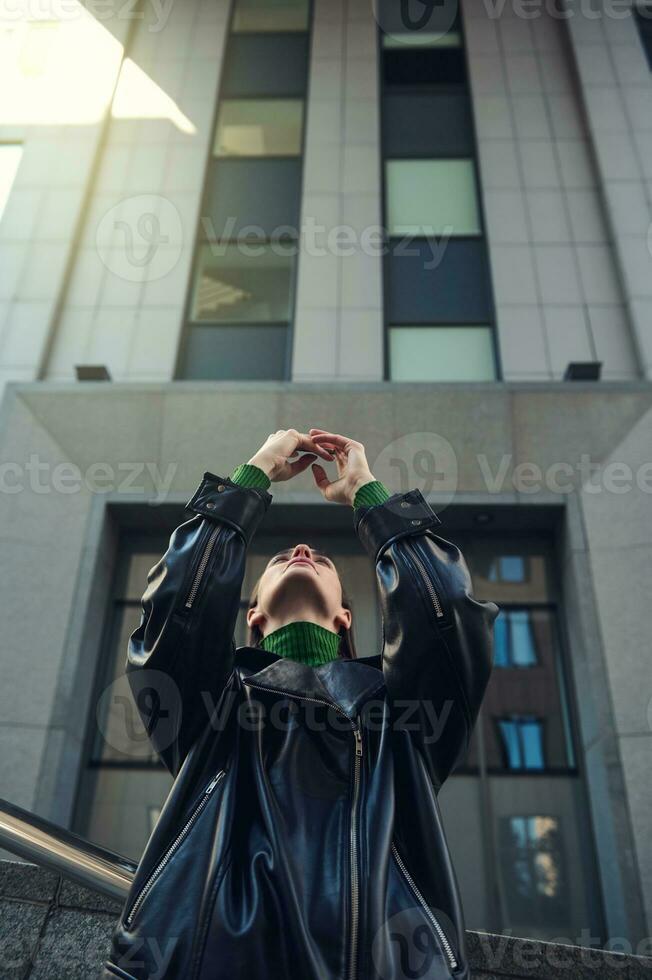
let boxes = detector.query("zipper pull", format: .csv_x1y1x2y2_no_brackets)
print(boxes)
354,726,363,756
205,770,224,794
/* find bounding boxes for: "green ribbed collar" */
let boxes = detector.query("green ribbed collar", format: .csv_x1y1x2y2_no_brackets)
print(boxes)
260,620,341,666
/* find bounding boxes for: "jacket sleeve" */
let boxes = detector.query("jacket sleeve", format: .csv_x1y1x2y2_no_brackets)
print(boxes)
353,489,499,791
126,471,272,777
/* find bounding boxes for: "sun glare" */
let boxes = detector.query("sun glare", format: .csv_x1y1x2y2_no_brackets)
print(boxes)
0,4,196,133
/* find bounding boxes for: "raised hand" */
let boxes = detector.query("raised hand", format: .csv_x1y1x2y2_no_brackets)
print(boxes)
247,428,334,483
308,429,376,505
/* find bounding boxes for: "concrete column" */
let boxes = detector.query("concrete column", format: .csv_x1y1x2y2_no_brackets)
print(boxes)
292,0,384,381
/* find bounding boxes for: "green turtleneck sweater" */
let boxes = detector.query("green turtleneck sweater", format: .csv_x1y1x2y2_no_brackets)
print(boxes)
227,460,390,666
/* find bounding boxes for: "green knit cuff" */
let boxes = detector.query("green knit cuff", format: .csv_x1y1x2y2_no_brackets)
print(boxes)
353,479,391,510
230,462,272,491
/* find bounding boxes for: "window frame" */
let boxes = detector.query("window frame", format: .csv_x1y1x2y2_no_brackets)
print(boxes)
495,714,547,772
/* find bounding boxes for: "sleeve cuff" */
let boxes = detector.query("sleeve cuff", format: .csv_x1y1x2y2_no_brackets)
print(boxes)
230,462,272,491
353,479,391,510
184,471,272,546
353,488,442,564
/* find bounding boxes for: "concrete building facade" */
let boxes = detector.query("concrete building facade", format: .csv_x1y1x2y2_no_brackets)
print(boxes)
0,0,651,954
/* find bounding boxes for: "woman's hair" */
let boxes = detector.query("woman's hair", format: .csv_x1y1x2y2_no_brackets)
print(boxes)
246,548,357,659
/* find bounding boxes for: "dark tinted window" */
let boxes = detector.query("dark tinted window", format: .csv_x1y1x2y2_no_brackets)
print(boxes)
222,34,309,96
386,238,493,324
203,159,302,239
180,324,288,379
383,47,467,87
384,91,474,156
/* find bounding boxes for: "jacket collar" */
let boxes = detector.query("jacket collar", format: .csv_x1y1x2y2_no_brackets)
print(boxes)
234,646,384,719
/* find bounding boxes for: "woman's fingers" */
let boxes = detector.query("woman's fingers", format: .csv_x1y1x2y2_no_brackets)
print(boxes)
286,453,317,477
310,431,357,451
311,462,332,494
294,431,334,461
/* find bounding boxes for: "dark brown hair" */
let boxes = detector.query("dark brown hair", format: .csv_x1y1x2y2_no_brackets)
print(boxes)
246,547,357,659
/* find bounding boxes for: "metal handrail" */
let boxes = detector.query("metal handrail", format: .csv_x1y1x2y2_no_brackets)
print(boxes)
0,798,136,901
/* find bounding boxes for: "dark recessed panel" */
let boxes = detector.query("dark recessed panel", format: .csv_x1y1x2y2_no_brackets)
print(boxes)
386,238,493,324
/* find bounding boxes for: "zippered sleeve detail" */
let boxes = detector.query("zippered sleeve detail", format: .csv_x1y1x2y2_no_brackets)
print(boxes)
353,488,442,564
185,471,272,545
126,471,272,777
354,490,499,791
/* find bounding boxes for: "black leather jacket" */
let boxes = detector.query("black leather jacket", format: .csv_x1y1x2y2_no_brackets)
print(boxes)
101,471,499,980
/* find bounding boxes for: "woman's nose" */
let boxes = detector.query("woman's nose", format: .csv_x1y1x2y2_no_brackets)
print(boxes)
290,544,312,559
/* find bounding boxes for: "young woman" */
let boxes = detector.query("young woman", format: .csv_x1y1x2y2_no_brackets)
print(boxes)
102,428,499,980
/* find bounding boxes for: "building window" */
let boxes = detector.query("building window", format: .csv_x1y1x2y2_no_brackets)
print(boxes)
387,240,493,325
384,91,475,156
177,0,311,380
635,4,652,69
494,609,539,667
378,3,498,382
499,816,570,929
497,716,546,770
383,44,467,86
214,98,304,157
222,34,309,97
489,555,528,583
385,158,481,236
389,325,495,382
190,244,294,323
0,144,23,223
232,0,309,33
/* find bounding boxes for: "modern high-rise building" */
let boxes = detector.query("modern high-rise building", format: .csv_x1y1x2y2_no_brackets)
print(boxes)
0,0,651,953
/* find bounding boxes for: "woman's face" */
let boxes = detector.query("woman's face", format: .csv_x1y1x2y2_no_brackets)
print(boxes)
247,543,351,635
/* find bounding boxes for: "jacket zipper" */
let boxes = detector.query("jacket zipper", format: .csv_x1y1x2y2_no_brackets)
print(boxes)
124,769,226,928
185,524,222,609
391,841,458,972
243,681,363,980
349,723,363,980
403,538,445,619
